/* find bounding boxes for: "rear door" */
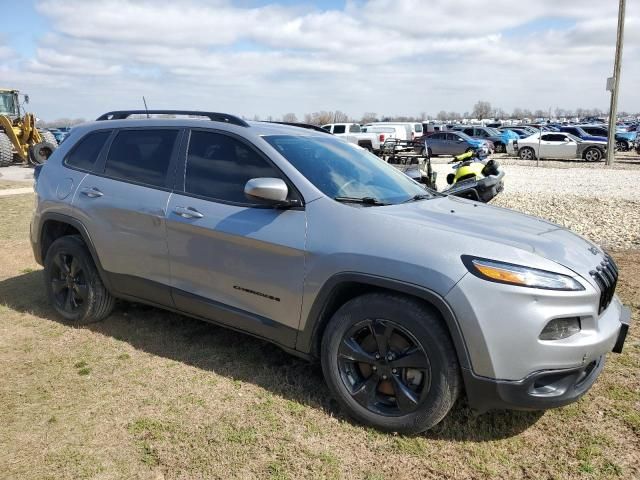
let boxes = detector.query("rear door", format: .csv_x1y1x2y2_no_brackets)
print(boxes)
165,129,306,347
71,127,182,306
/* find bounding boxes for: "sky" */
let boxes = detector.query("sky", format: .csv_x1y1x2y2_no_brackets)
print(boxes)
0,0,639,121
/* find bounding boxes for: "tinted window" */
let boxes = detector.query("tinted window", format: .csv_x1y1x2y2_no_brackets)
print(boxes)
65,130,111,171
104,129,178,187
463,128,474,136
321,125,331,132
446,133,460,141
333,125,346,134
431,133,445,140
185,131,283,204
541,134,567,142
349,124,361,133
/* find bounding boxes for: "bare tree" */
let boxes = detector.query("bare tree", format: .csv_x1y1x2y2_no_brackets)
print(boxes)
534,109,546,119
448,111,461,121
472,100,492,119
361,112,378,124
281,113,298,122
436,110,448,121
333,110,350,123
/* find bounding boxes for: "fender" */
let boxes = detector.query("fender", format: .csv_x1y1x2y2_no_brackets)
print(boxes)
36,212,114,292
295,272,471,370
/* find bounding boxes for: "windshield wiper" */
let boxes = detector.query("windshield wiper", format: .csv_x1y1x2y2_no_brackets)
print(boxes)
334,196,389,206
402,193,432,203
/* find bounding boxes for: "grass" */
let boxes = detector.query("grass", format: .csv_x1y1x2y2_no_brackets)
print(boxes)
0,192,638,479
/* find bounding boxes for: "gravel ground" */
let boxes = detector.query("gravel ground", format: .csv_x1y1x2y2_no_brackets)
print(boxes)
430,153,640,249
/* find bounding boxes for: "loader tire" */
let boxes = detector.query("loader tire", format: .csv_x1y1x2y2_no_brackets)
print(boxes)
0,132,13,167
29,142,56,165
38,129,58,147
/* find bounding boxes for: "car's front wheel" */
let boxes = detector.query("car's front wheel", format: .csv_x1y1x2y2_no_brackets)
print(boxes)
615,140,629,151
44,235,115,324
519,147,536,160
321,293,460,434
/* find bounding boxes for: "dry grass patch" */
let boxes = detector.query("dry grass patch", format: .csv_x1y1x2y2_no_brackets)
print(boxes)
0,194,638,479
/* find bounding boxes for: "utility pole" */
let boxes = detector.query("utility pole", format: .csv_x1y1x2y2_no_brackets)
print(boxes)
606,0,626,166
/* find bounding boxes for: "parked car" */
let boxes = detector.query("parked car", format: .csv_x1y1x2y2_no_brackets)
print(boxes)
364,123,412,141
511,132,607,161
366,122,423,141
578,125,637,151
425,130,489,156
31,109,629,434
498,127,530,138
452,125,518,153
363,126,397,146
559,126,607,143
322,123,381,153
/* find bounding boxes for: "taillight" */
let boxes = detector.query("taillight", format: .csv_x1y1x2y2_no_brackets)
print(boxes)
379,134,385,142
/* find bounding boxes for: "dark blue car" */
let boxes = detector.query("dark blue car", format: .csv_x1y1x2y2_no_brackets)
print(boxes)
559,126,607,143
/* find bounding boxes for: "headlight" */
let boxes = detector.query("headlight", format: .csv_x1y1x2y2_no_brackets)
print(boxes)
462,256,584,291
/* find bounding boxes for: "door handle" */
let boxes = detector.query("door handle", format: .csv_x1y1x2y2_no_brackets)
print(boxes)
173,206,204,219
80,187,103,198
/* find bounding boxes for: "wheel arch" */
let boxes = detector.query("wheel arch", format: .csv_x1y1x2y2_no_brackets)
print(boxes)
296,272,471,370
38,213,112,291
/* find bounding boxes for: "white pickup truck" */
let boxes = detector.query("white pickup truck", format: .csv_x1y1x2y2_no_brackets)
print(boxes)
321,123,381,153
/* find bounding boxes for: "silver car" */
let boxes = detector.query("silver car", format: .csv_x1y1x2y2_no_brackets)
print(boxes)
30,110,631,434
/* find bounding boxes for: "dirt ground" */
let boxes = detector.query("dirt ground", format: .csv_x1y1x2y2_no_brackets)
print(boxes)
0,193,638,480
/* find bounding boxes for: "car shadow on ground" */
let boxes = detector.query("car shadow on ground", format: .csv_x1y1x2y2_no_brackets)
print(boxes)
0,270,543,441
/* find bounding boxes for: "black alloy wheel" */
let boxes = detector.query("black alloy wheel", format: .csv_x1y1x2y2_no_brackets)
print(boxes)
337,318,431,416
49,252,89,313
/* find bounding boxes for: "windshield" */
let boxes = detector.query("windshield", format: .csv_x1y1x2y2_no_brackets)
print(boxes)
264,135,433,204
455,131,475,142
0,93,18,116
486,127,501,136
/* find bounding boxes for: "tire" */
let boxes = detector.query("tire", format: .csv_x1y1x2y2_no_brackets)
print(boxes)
43,235,115,325
494,143,505,153
583,147,602,162
615,140,628,151
38,129,59,148
519,147,535,160
321,293,461,434
0,132,13,167
28,141,56,165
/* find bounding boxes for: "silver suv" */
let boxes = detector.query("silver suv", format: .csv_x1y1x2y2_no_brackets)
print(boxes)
30,110,630,434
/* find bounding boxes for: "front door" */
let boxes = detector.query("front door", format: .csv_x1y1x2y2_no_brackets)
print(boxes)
165,129,306,347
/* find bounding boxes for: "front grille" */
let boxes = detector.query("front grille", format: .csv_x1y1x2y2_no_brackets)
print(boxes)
589,253,618,314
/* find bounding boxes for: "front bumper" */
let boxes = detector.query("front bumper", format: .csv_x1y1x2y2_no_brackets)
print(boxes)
462,306,631,412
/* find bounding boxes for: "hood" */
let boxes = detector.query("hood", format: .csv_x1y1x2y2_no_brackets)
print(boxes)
375,196,602,284
468,138,485,147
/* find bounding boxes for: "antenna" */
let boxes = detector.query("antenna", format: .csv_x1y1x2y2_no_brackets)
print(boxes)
142,96,150,118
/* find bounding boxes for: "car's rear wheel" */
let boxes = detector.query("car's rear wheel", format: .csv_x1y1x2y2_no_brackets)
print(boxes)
321,293,460,434
583,147,602,162
44,235,115,324
519,147,535,160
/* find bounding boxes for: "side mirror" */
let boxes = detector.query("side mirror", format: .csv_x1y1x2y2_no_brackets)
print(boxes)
244,178,289,204
24,94,30,104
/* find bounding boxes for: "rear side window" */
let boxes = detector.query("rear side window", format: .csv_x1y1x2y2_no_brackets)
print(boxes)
349,124,361,133
104,129,179,188
65,130,111,171
333,125,346,134
185,130,283,204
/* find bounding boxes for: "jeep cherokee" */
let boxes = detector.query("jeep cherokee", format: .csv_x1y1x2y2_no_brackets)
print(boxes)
30,110,631,434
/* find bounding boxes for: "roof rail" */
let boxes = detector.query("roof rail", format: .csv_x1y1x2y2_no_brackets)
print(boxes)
267,121,332,134
96,110,250,127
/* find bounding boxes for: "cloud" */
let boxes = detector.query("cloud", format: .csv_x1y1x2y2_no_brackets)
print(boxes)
4,0,639,120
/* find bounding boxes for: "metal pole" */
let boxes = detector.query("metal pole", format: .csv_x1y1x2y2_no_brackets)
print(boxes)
606,0,626,166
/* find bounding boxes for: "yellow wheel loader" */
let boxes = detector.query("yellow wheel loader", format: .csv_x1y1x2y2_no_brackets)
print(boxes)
0,88,57,167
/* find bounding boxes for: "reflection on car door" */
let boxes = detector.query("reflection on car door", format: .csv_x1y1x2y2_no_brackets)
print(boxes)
165,129,307,347
72,128,182,306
